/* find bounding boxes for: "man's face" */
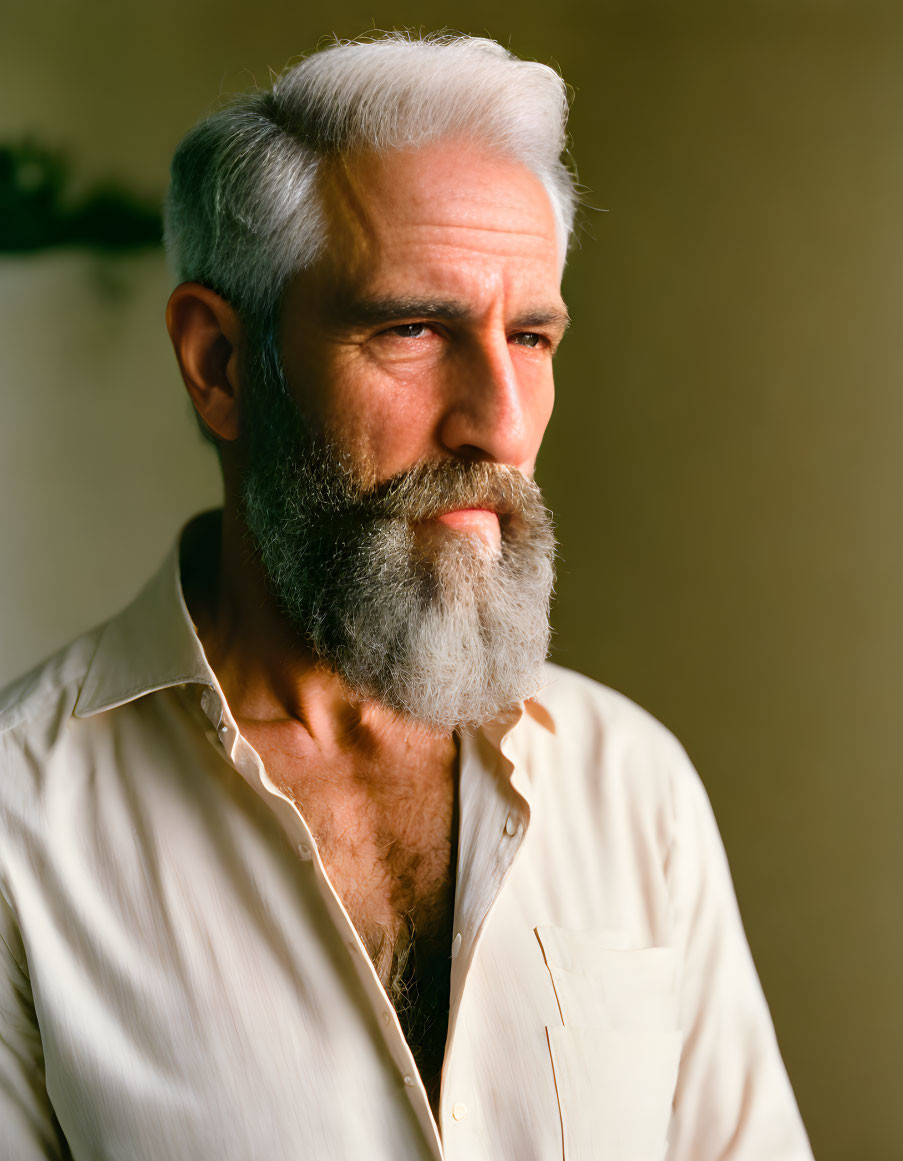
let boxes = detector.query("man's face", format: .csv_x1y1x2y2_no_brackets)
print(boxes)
238,140,565,731
277,140,568,553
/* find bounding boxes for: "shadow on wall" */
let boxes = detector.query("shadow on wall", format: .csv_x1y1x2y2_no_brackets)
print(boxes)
0,140,162,252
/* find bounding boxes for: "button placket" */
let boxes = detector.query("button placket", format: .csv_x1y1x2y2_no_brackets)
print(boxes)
231,726,441,1152
203,696,437,1136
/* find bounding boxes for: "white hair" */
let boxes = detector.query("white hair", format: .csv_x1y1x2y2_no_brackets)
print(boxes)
164,32,577,321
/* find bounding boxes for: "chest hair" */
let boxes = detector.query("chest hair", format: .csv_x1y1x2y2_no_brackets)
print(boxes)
246,723,458,1107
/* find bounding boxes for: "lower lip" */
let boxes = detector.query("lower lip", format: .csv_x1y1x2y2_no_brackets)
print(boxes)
434,508,501,549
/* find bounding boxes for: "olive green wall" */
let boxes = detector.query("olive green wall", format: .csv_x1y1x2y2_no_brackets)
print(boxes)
3,2,900,1156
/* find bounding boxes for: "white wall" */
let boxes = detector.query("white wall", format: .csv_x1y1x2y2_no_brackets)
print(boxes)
0,251,221,684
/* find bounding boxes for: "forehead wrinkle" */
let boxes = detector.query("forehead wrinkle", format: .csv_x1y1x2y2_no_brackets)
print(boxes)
321,239,560,317
387,238,560,279
339,159,557,245
397,224,562,269
307,146,562,317
404,219,558,242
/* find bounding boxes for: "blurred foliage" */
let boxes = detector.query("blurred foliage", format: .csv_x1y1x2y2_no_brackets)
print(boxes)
0,140,162,252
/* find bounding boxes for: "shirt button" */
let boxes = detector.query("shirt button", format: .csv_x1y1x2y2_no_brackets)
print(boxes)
451,932,462,958
452,1102,468,1122
297,843,312,861
504,814,518,837
403,1075,415,1087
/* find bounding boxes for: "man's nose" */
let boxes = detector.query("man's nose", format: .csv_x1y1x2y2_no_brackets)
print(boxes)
437,337,545,469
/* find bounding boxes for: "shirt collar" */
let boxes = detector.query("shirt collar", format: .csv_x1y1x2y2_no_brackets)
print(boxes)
73,523,215,718
72,513,559,750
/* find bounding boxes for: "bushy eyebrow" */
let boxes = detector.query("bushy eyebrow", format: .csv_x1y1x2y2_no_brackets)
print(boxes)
337,295,471,326
510,307,571,333
334,294,570,333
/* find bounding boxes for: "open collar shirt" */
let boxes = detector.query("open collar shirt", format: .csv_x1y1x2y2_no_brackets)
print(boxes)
0,524,813,1161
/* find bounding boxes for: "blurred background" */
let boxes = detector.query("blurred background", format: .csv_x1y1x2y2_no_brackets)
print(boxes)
2,1,900,1156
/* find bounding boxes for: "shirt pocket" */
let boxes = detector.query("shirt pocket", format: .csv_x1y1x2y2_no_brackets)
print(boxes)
535,925,680,1032
536,926,682,1161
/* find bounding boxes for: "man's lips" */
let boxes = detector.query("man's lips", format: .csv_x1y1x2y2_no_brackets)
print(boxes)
432,508,502,550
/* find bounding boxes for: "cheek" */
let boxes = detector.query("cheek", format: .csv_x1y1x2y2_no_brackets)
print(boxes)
319,369,440,478
538,372,556,432
521,360,556,442
517,367,556,476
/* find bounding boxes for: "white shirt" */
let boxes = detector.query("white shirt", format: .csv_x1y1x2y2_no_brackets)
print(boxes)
0,526,813,1161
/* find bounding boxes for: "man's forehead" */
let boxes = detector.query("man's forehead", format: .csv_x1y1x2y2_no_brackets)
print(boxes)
315,140,562,267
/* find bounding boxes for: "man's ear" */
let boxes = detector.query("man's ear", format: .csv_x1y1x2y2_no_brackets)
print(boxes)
166,283,245,442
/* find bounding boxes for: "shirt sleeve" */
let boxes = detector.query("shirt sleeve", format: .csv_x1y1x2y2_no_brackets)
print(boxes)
0,886,69,1161
664,750,814,1161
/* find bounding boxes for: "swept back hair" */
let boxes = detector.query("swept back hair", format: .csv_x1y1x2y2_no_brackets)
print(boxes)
164,32,577,324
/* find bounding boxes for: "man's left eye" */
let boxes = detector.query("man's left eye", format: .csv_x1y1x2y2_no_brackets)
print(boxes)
511,332,544,348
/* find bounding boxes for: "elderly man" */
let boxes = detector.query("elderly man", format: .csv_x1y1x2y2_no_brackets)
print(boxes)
0,33,812,1161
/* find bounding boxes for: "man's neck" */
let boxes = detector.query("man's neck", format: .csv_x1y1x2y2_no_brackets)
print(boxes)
181,506,455,765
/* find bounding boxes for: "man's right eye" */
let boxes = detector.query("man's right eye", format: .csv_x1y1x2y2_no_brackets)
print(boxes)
386,323,429,338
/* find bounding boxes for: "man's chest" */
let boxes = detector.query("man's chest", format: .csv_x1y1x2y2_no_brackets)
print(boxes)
299,774,457,975
251,734,460,1109
244,729,459,972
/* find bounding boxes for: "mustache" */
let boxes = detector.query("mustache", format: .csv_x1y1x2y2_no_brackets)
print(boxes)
345,458,548,526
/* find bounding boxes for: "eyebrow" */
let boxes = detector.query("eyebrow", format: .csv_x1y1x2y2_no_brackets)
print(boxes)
511,306,571,332
335,294,571,333
338,295,470,326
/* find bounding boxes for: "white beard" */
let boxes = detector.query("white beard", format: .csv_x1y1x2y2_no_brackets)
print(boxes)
239,342,556,733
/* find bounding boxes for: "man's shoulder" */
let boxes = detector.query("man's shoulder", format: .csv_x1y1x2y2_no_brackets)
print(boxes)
518,664,726,889
536,660,690,762
1,529,210,764
527,661,701,814
0,630,109,849
0,628,105,745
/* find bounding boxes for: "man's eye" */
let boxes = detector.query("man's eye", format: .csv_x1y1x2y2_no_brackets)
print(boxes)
511,332,544,348
387,323,430,338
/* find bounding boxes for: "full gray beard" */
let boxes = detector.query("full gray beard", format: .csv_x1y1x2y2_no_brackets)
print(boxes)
238,338,556,733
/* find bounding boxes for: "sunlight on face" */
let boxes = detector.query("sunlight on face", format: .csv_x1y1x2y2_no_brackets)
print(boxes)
278,140,568,504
